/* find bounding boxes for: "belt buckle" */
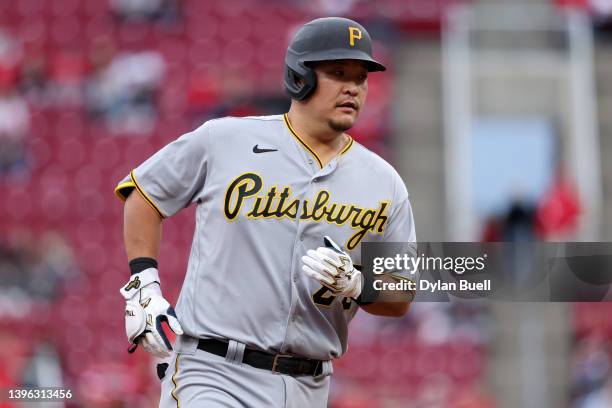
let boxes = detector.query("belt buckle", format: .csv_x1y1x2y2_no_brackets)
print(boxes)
271,353,293,373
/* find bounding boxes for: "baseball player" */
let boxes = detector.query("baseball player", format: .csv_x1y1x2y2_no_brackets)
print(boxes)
115,17,416,407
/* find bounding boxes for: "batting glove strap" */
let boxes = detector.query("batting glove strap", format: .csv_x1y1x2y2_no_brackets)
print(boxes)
120,268,160,300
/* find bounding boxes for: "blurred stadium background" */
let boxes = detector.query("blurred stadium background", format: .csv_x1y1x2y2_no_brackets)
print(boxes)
0,0,611,406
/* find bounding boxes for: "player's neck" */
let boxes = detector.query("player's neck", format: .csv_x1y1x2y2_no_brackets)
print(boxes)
286,110,349,167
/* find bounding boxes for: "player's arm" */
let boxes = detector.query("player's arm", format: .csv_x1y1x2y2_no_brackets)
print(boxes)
359,192,417,317
115,125,210,356
124,189,162,260
357,273,414,317
118,189,183,357
359,292,412,316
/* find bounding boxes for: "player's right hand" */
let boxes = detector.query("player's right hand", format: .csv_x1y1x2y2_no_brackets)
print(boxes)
120,268,183,358
302,236,363,299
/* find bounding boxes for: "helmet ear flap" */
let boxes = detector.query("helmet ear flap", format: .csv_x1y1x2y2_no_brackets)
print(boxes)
284,58,317,101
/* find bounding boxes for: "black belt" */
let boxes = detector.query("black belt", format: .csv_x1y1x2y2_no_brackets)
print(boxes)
197,339,324,377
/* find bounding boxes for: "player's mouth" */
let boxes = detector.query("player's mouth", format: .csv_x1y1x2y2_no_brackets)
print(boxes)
336,101,358,113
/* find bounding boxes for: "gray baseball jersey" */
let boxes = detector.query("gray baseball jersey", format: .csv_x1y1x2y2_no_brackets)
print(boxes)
115,114,416,361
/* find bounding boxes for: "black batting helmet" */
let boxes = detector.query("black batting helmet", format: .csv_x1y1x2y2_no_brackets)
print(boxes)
284,17,386,101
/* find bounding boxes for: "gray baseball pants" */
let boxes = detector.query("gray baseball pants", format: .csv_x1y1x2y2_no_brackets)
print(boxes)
159,335,333,408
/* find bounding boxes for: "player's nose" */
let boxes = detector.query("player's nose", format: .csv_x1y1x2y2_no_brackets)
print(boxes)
342,82,359,97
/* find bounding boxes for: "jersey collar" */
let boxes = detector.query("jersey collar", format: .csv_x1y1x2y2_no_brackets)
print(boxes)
283,113,353,170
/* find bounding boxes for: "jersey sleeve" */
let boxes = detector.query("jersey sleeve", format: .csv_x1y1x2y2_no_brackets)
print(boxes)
114,122,211,218
384,196,416,243
382,184,418,283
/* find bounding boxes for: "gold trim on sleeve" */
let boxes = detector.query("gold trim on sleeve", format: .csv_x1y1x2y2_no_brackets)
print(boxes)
130,170,166,219
114,181,136,202
385,273,415,283
385,273,416,299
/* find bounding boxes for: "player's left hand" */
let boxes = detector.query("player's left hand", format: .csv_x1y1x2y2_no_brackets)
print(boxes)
301,236,363,299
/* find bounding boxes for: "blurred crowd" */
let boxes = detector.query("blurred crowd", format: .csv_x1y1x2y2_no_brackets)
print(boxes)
110,0,180,24
0,229,77,315
0,30,29,177
573,303,612,408
0,0,409,183
0,230,77,407
0,29,168,136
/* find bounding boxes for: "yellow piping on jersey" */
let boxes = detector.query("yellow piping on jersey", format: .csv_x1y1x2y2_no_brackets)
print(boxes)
340,136,354,155
171,353,180,408
283,113,323,169
283,114,356,168
130,170,167,219
114,180,136,201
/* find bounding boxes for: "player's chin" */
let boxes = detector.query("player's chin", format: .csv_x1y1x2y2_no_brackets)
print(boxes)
329,112,357,132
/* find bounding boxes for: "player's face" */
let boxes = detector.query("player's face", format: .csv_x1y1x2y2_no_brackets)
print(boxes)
311,60,368,132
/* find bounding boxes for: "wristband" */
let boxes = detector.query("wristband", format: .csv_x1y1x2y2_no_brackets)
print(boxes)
129,257,158,275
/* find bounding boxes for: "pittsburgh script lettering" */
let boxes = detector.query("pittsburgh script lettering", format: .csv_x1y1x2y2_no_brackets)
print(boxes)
224,173,390,249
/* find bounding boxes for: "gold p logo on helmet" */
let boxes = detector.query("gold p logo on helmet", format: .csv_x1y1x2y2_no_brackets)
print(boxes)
348,27,362,47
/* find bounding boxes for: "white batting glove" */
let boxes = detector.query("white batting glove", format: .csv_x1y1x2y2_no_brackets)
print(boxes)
120,268,183,358
302,236,363,299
